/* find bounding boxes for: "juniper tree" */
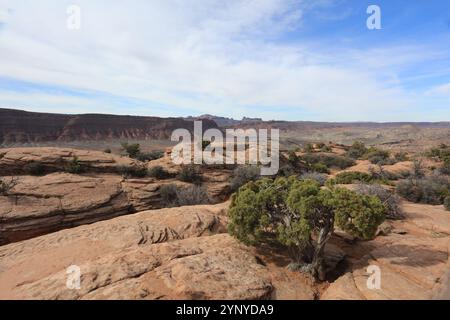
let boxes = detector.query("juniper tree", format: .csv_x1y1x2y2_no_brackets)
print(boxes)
228,177,385,281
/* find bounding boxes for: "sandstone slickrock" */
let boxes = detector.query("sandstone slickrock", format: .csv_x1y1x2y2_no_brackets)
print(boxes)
0,203,273,300
0,172,218,245
322,202,450,300
0,147,142,175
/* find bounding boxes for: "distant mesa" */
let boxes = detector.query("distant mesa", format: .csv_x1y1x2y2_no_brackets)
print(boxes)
0,108,218,145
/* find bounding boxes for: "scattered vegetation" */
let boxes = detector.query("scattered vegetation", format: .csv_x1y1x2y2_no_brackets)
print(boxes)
121,142,141,158
396,175,450,205
24,162,46,176
345,141,368,159
303,143,314,153
64,156,83,174
160,184,210,207
444,196,450,211
426,144,450,162
136,150,164,162
121,142,164,162
330,171,374,184
355,183,404,220
177,165,202,184
148,166,172,179
394,152,409,162
117,165,148,178
0,177,17,196
440,160,450,175
299,172,328,186
367,149,394,165
301,153,355,170
228,177,385,281
229,165,260,192
103,148,112,154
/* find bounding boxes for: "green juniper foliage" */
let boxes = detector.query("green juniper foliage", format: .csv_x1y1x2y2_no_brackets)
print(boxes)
228,177,385,281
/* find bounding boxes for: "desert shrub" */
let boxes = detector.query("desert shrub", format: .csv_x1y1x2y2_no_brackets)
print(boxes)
121,142,141,158
278,165,297,177
117,165,148,178
316,142,325,149
367,149,392,165
311,163,329,174
228,177,385,280
65,156,83,174
440,160,450,175
159,184,178,206
346,141,368,159
355,183,404,219
301,153,355,170
103,148,112,154
426,144,450,162
444,196,450,211
0,177,17,196
299,172,328,186
229,165,260,192
136,150,164,162
412,160,425,179
303,143,314,153
333,171,374,184
396,176,450,205
24,162,45,176
148,166,171,179
160,184,210,207
177,165,202,184
394,152,409,162
320,145,332,152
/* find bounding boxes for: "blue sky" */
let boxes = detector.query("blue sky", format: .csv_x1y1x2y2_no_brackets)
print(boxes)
0,0,450,121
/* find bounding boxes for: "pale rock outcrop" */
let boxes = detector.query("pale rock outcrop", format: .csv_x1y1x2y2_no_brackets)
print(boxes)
0,147,141,175
322,202,450,300
0,203,271,300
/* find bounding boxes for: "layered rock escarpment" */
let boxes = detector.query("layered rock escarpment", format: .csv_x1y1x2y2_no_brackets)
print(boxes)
0,108,218,144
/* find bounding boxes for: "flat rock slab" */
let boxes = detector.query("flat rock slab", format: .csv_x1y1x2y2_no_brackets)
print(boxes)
322,202,450,300
0,147,141,175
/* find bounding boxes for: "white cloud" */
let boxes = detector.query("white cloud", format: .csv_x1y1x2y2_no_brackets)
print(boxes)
0,0,447,121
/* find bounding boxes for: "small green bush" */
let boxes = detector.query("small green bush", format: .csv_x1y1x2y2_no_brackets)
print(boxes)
396,176,450,205
65,156,83,174
367,149,392,165
426,144,450,162
333,171,374,184
303,143,314,153
394,152,408,162
311,163,330,174
148,166,171,179
121,142,141,158
440,160,450,175
444,196,450,211
355,183,404,220
136,150,164,162
299,172,328,186
345,141,368,159
229,165,260,192
301,153,355,170
117,165,148,178
177,165,202,184
24,162,45,176
160,184,210,207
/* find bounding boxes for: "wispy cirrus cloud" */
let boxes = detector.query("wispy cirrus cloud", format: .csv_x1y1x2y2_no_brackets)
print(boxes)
0,0,450,121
